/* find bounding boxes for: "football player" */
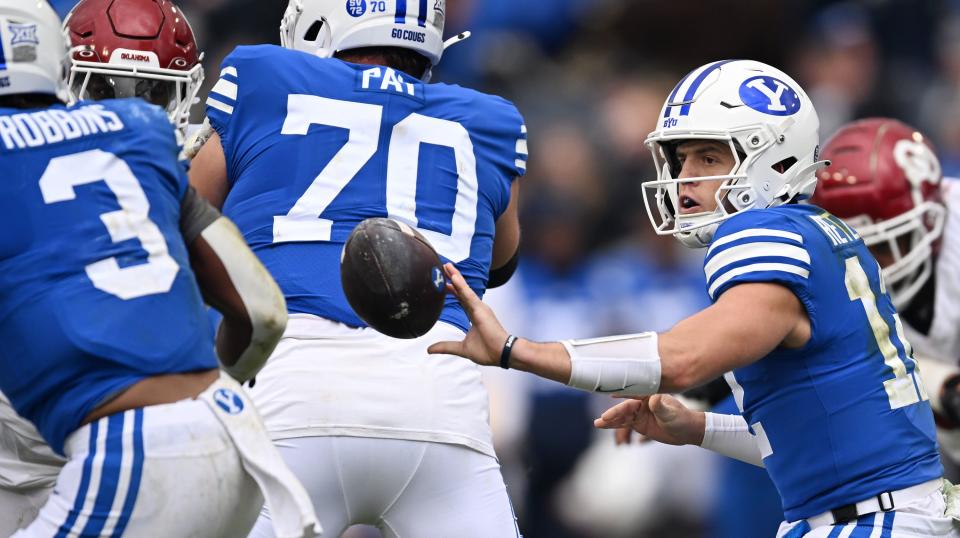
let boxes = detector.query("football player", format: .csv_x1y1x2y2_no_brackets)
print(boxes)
812,118,960,459
65,0,204,139
0,1,317,536
188,0,524,536
0,0,209,532
430,60,959,536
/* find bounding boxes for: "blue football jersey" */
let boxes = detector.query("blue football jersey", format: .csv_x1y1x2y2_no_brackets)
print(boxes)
206,45,526,331
705,204,941,520
0,99,218,455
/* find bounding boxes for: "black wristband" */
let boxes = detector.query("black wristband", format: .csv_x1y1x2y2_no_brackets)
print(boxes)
500,335,518,369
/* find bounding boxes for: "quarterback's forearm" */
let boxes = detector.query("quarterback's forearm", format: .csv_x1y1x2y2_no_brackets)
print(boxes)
509,339,572,384
508,331,738,396
509,333,665,396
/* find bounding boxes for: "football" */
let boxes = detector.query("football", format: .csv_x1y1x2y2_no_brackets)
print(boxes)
340,218,447,339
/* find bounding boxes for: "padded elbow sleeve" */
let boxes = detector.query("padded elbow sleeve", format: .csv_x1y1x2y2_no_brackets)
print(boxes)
202,218,288,381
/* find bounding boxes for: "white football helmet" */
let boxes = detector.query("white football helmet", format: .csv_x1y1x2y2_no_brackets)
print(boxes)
643,60,826,248
0,0,68,99
281,0,446,70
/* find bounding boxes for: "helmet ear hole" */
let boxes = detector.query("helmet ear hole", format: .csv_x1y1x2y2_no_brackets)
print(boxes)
772,156,798,174
303,20,324,42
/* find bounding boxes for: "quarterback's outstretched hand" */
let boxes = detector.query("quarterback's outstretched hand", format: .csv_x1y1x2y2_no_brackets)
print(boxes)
595,394,705,447
427,263,509,366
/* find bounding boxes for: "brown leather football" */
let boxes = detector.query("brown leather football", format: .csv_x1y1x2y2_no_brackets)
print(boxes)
340,218,447,339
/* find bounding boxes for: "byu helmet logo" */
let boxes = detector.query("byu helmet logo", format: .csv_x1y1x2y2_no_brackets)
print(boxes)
738,76,801,116
213,388,245,415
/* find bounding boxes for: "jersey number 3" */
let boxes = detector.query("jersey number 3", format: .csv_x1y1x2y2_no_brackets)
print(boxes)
40,149,179,300
272,95,479,262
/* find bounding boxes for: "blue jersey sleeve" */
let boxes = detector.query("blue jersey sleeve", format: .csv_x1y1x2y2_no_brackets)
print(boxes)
206,48,247,182
704,209,812,303
464,94,526,217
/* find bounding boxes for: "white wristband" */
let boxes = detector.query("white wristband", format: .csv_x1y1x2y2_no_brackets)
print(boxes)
562,332,661,397
700,412,765,467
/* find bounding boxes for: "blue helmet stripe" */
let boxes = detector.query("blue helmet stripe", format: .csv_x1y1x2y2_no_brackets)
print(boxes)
662,68,694,118
678,59,738,116
418,0,428,27
0,27,6,71
396,0,408,24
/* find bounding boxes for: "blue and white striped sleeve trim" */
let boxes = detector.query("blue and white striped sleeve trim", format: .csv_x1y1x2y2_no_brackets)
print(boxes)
207,66,238,117
704,227,810,300
515,124,527,175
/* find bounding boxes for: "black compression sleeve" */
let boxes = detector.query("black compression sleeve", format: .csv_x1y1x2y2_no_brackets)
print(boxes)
488,247,520,289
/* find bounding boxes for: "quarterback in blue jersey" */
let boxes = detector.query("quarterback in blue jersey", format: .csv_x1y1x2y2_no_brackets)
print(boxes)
189,0,524,536
0,2,317,536
431,60,960,537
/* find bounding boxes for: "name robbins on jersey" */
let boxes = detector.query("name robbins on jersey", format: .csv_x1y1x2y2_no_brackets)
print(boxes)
0,104,125,151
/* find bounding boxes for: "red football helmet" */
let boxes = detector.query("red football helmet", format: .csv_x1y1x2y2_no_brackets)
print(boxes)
811,118,946,309
64,0,203,134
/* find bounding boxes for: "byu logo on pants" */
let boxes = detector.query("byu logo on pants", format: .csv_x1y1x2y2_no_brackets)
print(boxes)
214,388,245,415
738,76,801,116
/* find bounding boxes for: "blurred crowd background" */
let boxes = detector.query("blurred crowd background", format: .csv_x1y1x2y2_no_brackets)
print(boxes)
46,0,960,536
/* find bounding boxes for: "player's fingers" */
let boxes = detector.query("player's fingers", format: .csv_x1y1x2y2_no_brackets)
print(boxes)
649,394,680,424
443,263,482,310
596,399,642,427
427,340,465,357
615,427,632,445
594,413,627,429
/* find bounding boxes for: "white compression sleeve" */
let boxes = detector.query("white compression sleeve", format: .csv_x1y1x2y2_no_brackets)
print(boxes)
562,333,661,397
700,412,765,467
202,217,288,381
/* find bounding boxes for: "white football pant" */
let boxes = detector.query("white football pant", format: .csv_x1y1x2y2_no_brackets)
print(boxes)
249,436,520,538
14,398,263,537
776,483,960,537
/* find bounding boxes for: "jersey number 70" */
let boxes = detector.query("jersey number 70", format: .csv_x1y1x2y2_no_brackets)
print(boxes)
272,94,479,263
